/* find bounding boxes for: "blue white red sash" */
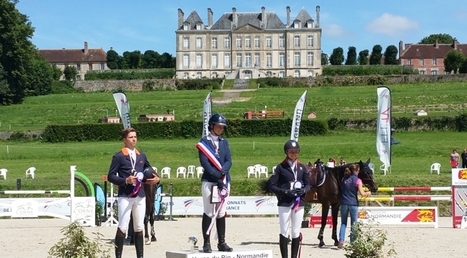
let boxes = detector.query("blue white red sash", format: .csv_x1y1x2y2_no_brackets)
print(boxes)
196,139,222,171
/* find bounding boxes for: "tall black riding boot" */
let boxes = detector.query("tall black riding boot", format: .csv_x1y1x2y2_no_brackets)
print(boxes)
291,237,300,258
202,213,212,253
134,232,144,258
217,216,233,252
115,235,125,258
279,234,288,258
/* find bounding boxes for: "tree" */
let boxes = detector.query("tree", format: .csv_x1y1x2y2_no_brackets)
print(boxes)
23,57,53,96
160,52,174,68
63,66,78,82
419,33,454,44
142,50,160,68
383,45,399,65
106,49,121,69
129,50,142,69
460,59,467,74
321,53,329,65
444,50,466,74
345,46,357,65
0,0,39,104
358,50,369,65
52,65,62,80
329,47,344,65
369,45,383,65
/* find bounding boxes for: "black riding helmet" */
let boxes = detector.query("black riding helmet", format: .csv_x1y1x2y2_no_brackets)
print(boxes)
284,139,300,154
209,114,227,129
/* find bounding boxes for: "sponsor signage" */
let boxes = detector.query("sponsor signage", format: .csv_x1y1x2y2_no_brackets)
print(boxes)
452,168,467,186
11,199,38,218
357,206,438,228
166,249,273,258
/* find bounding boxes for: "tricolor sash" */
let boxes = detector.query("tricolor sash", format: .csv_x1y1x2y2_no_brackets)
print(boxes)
196,139,222,171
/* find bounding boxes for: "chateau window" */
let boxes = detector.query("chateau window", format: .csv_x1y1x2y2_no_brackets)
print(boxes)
183,24,189,30
419,70,425,75
254,36,260,48
196,37,202,48
279,71,285,78
279,53,285,67
236,54,242,67
294,21,301,28
211,54,218,68
294,52,301,67
431,70,438,75
245,53,252,67
77,64,81,71
224,53,230,68
432,58,437,65
211,38,217,49
197,72,202,78
266,36,272,48
196,54,202,68
407,59,412,65
266,53,272,67
294,70,300,77
279,36,285,48
196,24,202,30
100,63,105,70
88,63,93,71
307,52,314,66
420,59,424,66
183,72,189,79
183,37,189,49
236,37,242,48
294,36,300,47
183,54,189,68
224,37,230,48
254,53,260,66
245,36,251,48
307,35,314,47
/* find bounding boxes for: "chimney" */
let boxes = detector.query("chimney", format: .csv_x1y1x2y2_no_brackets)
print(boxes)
286,6,291,26
398,41,403,59
110,47,113,51
178,8,184,29
453,38,458,50
434,39,439,49
261,6,267,28
316,6,320,28
84,41,88,54
207,8,213,28
232,7,237,27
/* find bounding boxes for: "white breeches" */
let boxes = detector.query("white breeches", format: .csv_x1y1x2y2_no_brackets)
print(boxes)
117,196,146,233
278,205,304,239
202,181,229,218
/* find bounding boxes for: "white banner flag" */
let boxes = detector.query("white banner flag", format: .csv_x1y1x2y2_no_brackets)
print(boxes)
113,92,131,129
376,86,391,166
202,92,212,137
290,90,307,142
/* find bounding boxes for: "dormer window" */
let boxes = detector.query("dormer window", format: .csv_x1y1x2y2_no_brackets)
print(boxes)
183,23,189,30
306,20,314,28
294,21,301,28
196,23,202,30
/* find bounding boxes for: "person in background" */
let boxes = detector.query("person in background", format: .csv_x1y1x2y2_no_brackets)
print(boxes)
108,128,159,258
305,161,313,172
269,140,310,258
451,149,460,168
197,114,233,253
461,149,467,169
314,158,323,168
339,157,347,166
338,164,371,249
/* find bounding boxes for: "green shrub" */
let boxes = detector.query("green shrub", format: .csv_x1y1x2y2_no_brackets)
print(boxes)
85,68,175,80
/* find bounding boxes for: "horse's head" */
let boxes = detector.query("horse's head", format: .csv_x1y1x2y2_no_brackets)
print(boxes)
358,158,378,193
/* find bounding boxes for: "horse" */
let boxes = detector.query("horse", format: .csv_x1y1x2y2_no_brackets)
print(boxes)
304,159,378,247
143,183,157,244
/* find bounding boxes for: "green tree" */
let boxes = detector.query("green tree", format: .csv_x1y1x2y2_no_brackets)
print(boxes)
0,0,38,104
383,45,399,65
142,50,160,68
460,59,467,74
160,52,175,68
63,66,78,82
329,47,344,65
321,53,329,65
369,45,383,65
358,50,369,65
419,33,454,44
129,50,142,69
23,56,53,96
106,49,121,69
345,46,357,65
444,50,466,74
52,65,62,80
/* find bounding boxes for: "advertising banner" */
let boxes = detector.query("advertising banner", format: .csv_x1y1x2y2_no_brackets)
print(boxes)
358,206,438,228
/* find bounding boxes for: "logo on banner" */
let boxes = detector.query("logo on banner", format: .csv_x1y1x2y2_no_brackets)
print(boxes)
254,197,274,211
12,200,38,218
458,169,467,180
184,199,202,212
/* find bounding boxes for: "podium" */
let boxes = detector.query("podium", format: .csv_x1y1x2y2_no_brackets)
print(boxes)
166,250,273,258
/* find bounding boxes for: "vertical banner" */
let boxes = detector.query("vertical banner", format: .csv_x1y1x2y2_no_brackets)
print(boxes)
290,90,307,142
113,92,131,129
376,86,391,166
202,91,212,137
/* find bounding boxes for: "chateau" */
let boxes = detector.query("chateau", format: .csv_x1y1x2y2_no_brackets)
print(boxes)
175,6,322,79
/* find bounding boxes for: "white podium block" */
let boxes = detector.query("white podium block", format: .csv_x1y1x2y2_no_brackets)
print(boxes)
166,250,273,258
461,216,467,229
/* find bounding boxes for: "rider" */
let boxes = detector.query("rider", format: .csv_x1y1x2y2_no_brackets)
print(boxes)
268,140,310,258
198,114,233,253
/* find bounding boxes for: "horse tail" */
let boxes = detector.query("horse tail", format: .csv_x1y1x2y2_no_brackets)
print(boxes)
259,179,273,195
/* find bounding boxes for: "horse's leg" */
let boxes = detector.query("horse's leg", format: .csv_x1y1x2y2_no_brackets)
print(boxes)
144,214,151,245
150,206,157,241
317,203,329,247
331,203,340,246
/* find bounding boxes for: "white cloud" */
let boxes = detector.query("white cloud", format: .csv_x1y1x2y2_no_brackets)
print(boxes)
322,23,351,38
366,13,419,37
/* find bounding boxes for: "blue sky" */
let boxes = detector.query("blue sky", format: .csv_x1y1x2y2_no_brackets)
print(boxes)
16,0,467,56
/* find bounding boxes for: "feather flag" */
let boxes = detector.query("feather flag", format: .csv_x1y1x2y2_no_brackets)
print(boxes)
376,86,391,166
202,91,212,137
290,90,307,142
113,92,131,129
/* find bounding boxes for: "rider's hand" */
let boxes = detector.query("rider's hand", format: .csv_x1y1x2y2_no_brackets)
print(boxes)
283,189,296,197
293,188,305,196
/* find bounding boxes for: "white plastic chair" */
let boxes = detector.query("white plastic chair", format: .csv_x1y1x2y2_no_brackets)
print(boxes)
430,163,441,175
380,163,391,175
258,166,268,178
26,167,36,179
196,166,204,178
187,165,195,178
326,162,335,168
152,166,158,175
368,163,375,173
160,167,171,179
0,168,7,180
247,166,257,178
176,166,187,178
272,166,277,172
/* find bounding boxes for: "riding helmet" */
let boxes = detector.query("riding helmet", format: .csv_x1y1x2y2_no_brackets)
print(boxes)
284,140,300,153
209,114,227,127
143,167,155,179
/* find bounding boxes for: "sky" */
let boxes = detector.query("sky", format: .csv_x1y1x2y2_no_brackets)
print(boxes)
15,0,467,57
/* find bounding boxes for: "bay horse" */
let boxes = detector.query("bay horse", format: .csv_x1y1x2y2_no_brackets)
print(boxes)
143,183,157,244
305,159,378,247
